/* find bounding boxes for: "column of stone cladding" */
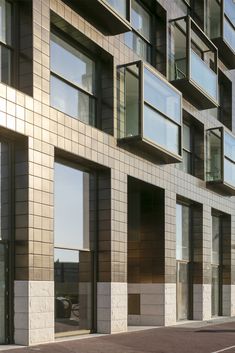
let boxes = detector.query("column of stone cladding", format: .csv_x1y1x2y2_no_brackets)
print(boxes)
14,138,54,346
97,169,128,333
164,190,177,326
202,205,212,320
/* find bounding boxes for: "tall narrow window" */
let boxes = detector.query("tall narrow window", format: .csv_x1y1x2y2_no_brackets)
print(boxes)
176,203,192,321
125,0,152,62
50,33,96,125
211,214,222,316
54,161,93,335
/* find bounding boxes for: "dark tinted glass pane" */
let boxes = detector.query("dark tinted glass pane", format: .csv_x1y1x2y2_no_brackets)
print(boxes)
0,0,11,45
0,45,11,85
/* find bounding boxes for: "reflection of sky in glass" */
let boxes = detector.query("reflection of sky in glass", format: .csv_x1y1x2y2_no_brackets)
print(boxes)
105,0,126,17
50,34,95,94
144,68,181,124
54,248,79,263
224,132,235,161
54,162,85,249
176,204,182,260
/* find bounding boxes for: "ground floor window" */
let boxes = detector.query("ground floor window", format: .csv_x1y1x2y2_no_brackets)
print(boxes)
54,161,95,336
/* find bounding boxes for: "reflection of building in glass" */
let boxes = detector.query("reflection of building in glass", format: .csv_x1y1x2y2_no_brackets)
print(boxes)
0,0,234,347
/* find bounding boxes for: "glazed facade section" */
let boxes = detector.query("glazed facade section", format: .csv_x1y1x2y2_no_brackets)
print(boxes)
0,0,234,346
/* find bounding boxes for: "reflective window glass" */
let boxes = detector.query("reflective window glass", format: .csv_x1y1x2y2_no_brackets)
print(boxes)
50,75,95,125
51,34,95,94
0,0,11,45
144,67,181,124
54,248,92,333
224,132,235,161
54,162,90,250
144,104,179,155
131,0,151,41
212,215,220,265
105,0,127,17
224,0,235,27
124,31,151,62
176,204,190,261
183,124,191,151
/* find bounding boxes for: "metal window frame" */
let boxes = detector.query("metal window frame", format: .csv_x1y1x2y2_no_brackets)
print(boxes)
169,15,219,108
117,59,183,162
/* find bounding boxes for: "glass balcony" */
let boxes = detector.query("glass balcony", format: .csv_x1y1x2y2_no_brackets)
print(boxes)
206,0,235,69
62,0,131,35
169,16,218,110
206,127,235,195
118,60,182,163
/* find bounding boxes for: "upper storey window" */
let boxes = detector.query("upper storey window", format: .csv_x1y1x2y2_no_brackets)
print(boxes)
50,33,96,126
125,0,151,62
0,0,12,85
104,0,127,17
206,0,235,69
0,0,33,95
169,16,218,110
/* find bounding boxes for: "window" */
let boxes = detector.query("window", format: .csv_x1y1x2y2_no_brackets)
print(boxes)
125,0,151,62
123,0,167,75
211,214,221,316
50,33,96,125
176,203,191,321
104,0,127,17
54,161,93,334
177,121,204,178
169,16,218,109
118,61,182,162
0,0,12,85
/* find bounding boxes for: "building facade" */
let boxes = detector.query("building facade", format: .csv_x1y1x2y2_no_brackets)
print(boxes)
0,0,234,346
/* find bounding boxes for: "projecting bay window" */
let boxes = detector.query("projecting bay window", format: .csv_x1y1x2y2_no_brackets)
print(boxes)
206,127,235,195
0,0,12,86
50,33,96,126
118,60,182,163
169,15,218,110
206,0,235,69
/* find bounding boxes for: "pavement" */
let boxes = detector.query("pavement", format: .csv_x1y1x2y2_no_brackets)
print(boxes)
3,320,235,353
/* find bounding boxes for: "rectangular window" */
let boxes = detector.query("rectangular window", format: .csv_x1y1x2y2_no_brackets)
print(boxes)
104,0,127,17
0,0,11,85
176,204,190,261
124,0,152,62
50,33,96,125
54,162,90,250
54,161,93,335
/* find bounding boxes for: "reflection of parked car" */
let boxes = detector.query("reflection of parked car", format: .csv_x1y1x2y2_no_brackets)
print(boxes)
55,297,72,318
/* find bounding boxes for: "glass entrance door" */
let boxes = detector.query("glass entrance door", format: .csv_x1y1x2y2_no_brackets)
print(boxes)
0,243,8,344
